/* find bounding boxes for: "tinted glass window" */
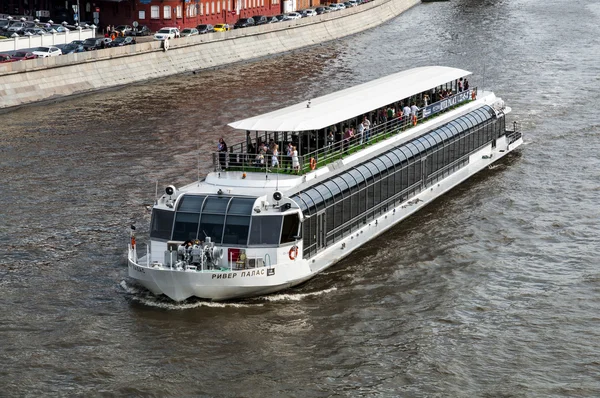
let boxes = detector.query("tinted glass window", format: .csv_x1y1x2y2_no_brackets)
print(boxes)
172,212,200,241
177,195,205,212
249,216,282,245
222,215,250,245
203,196,230,213
199,214,224,243
227,197,255,215
280,213,300,244
150,209,174,240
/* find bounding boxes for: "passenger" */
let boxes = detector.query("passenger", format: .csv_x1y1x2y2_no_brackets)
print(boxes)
464,78,470,91
327,131,335,151
362,116,371,143
357,121,365,145
271,144,279,168
411,103,419,120
285,142,293,169
403,103,412,126
255,150,265,166
218,137,228,169
458,77,463,92
423,94,429,107
236,249,247,269
386,107,394,122
291,146,299,173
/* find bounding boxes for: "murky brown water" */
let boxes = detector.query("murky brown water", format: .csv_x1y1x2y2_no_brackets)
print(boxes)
1,0,600,395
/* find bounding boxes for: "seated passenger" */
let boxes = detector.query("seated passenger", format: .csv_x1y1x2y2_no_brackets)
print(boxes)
236,250,247,268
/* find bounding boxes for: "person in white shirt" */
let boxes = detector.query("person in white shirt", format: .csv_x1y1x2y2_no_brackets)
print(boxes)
362,116,371,143
411,103,419,120
357,122,365,144
403,104,411,126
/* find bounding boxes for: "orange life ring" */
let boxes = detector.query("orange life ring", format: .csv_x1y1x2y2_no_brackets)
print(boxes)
130,235,136,248
310,157,317,170
412,114,417,126
289,246,298,260
471,91,476,100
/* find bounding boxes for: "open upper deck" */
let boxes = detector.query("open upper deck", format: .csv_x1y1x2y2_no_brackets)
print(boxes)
228,66,472,132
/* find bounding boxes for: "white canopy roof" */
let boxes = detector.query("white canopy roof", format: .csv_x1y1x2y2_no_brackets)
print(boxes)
228,66,471,132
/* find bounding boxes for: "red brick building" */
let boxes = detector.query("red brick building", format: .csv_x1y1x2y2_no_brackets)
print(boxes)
97,0,283,32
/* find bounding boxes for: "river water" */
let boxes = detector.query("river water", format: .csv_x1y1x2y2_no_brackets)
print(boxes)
1,0,600,396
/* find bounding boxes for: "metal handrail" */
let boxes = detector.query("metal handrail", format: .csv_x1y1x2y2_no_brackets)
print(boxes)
212,88,477,174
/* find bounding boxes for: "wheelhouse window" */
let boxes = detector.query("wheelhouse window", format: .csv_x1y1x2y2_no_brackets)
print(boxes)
249,216,282,245
150,209,174,240
280,213,300,244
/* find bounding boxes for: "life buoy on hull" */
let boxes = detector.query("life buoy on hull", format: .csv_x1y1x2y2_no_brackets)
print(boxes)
289,246,298,260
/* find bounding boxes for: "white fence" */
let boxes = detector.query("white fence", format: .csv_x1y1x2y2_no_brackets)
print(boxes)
0,29,96,52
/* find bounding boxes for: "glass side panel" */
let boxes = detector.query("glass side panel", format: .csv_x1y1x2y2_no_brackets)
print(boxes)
222,215,250,245
325,180,342,199
202,196,230,214
199,214,225,243
280,213,300,244
356,165,372,182
177,195,206,212
290,195,309,213
314,184,334,204
299,191,317,214
172,212,200,241
150,209,174,240
348,169,365,187
249,216,283,245
227,197,255,215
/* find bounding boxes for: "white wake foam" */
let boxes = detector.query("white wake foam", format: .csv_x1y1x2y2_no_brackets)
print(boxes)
119,280,263,309
255,287,338,302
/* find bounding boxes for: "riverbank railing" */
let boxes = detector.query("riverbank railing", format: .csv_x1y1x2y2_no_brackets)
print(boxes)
212,88,477,174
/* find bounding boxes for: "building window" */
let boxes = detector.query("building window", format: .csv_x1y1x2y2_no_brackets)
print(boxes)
151,6,160,19
222,0,226,12
163,5,171,18
243,0,246,8
217,1,220,13
200,2,204,14
139,10,146,19
261,0,264,6
176,5,182,18
211,1,215,13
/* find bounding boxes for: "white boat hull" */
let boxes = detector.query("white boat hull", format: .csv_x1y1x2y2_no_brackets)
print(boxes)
128,134,522,301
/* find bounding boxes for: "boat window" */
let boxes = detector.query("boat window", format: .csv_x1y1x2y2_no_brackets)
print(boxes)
280,213,300,244
340,173,357,194
227,197,255,215
348,169,365,188
199,214,225,243
390,148,407,164
291,194,310,214
172,212,201,241
314,184,334,205
222,215,250,245
356,165,372,182
202,196,230,214
324,180,342,200
298,192,316,215
333,176,350,195
177,195,206,212
249,216,283,245
305,188,326,212
150,209,175,240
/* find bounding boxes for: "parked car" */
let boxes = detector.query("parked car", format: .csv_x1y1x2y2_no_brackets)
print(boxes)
213,24,231,32
0,54,15,63
22,27,48,36
195,24,214,34
328,3,340,10
181,28,199,37
302,9,317,17
285,12,302,20
345,0,357,7
266,16,279,23
49,24,69,33
252,15,268,25
83,37,112,50
109,36,136,46
11,51,38,60
315,6,331,14
60,42,86,54
32,46,62,57
113,25,132,35
154,27,180,40
234,18,255,29
275,14,286,22
129,25,151,36
337,3,347,9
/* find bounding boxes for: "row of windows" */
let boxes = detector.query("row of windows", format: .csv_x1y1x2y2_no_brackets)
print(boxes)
291,106,503,258
146,0,266,19
151,195,301,246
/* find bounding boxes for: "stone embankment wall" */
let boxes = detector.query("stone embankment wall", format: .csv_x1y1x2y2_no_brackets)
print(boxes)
0,0,419,109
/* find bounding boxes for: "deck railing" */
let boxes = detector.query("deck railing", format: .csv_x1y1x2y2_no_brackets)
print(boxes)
212,88,477,174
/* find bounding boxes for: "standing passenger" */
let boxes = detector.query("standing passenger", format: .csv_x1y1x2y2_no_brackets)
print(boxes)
271,144,279,168
363,116,371,143
291,146,299,173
